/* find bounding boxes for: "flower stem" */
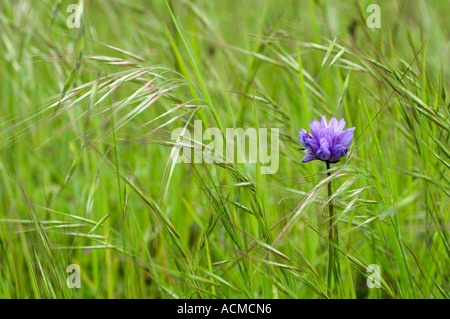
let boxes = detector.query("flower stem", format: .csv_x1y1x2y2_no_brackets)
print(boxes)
326,161,335,296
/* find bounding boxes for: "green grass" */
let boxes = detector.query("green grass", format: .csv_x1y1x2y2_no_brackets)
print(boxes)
0,0,449,299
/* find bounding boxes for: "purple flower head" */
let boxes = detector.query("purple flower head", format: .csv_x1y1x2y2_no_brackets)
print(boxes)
299,116,355,163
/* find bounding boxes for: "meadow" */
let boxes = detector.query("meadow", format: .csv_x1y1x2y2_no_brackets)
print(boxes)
0,0,448,299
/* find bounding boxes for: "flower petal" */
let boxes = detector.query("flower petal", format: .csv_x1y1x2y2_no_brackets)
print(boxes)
302,154,317,163
298,129,308,147
308,138,320,152
320,128,333,145
329,117,338,133
321,115,328,128
317,137,331,160
329,143,347,162
336,118,346,133
309,120,322,139
336,127,355,148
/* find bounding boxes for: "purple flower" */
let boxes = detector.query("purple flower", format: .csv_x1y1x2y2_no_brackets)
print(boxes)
299,116,355,163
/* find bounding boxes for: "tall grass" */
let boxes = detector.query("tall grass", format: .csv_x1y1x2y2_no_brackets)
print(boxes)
0,0,448,299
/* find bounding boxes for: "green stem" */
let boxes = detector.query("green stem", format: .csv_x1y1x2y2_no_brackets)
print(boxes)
326,161,335,297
